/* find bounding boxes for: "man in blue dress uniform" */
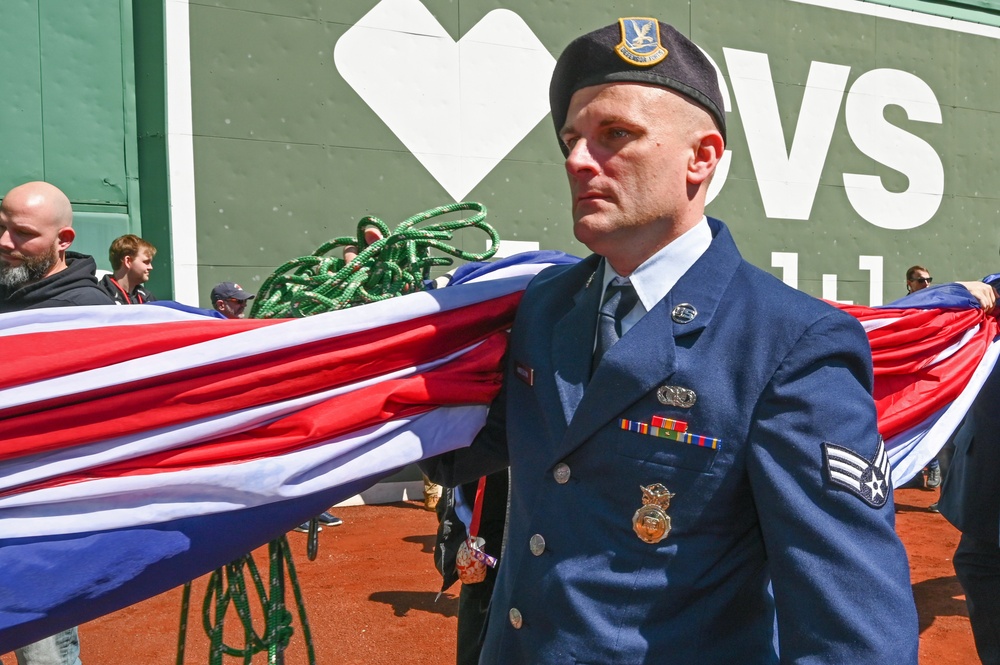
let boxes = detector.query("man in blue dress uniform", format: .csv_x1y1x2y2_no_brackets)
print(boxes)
423,18,918,664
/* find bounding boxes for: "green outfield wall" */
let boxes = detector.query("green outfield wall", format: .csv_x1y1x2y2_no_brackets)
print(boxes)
176,0,1000,307
4,0,1000,306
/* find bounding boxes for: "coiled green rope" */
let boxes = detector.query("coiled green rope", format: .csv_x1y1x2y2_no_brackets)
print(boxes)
178,537,314,665
250,201,499,318
178,202,498,662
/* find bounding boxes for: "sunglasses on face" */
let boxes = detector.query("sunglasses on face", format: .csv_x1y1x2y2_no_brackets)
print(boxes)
910,277,933,285
227,299,248,306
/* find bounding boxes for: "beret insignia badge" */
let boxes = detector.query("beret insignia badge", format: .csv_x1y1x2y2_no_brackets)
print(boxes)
616,18,668,67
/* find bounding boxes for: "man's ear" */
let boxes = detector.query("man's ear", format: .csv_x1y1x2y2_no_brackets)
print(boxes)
688,131,724,186
123,254,133,270
56,226,75,251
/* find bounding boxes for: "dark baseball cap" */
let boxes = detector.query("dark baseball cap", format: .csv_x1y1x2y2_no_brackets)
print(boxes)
549,18,726,155
210,282,255,301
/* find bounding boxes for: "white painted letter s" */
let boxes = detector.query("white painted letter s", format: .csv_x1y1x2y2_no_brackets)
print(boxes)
843,69,943,230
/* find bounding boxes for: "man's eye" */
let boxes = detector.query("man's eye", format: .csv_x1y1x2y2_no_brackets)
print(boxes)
607,128,631,140
562,136,579,150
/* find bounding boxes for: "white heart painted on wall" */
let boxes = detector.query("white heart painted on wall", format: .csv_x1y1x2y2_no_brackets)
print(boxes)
334,0,556,201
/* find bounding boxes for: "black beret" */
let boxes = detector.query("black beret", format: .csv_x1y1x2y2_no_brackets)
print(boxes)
549,18,726,155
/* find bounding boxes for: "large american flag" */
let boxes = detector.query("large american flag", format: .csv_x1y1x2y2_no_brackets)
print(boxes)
0,258,995,651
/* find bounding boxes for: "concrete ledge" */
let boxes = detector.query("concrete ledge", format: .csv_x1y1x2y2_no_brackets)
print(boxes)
334,480,425,507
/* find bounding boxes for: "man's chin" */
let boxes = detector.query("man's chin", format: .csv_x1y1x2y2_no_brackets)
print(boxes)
0,264,30,289
573,216,615,249
0,252,56,289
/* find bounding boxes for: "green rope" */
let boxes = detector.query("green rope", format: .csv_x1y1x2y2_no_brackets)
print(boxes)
249,202,498,318
177,582,191,665
283,539,316,665
178,202,497,662
177,537,309,664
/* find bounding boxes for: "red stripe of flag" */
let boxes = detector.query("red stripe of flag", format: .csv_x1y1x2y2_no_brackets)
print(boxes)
1,331,508,497
0,292,522,461
849,307,989,374
837,304,999,439
0,318,279,390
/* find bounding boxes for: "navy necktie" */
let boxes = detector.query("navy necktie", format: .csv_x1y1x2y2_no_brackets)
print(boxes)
593,278,639,368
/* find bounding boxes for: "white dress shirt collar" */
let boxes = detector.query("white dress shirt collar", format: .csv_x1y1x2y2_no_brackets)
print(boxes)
600,216,713,313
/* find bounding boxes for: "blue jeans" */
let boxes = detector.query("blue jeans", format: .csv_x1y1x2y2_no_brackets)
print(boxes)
14,628,81,665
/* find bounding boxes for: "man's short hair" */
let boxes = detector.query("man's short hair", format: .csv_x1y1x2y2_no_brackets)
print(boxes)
109,234,157,270
906,265,929,281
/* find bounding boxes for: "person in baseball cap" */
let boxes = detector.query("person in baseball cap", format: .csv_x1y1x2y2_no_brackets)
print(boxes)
210,281,254,319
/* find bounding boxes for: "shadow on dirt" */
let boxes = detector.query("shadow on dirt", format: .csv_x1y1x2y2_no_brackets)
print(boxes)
403,533,437,554
894,499,939,513
913,574,968,633
370,590,459,618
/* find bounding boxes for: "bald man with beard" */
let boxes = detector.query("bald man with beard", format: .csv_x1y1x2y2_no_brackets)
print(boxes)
0,181,111,665
0,181,112,312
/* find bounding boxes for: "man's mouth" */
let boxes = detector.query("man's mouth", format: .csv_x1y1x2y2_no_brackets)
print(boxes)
576,191,610,206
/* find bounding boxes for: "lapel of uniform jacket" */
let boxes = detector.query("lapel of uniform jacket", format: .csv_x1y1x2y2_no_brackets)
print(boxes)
558,218,743,457
549,254,604,432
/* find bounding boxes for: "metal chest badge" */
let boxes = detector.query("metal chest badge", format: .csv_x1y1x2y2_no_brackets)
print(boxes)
657,385,697,408
632,483,675,544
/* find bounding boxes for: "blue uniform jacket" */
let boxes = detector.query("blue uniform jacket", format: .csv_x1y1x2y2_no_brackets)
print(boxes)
423,218,918,664
939,365,1000,545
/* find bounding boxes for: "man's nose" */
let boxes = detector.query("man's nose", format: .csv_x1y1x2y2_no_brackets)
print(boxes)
565,139,599,176
0,231,14,251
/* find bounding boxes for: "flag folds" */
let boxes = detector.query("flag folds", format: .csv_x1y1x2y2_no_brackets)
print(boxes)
840,282,1000,484
0,265,537,651
0,261,996,650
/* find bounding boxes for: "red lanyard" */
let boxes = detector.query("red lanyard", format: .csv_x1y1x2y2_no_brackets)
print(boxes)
468,476,488,538
109,278,144,304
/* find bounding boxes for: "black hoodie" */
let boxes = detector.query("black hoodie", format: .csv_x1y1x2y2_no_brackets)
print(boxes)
0,252,114,313
98,273,156,305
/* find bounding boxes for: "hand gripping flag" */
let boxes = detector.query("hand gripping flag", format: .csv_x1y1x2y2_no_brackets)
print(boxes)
837,280,1000,485
0,256,995,650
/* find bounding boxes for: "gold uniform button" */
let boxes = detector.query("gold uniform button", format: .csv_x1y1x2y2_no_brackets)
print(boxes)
509,607,523,629
553,463,571,484
529,534,546,556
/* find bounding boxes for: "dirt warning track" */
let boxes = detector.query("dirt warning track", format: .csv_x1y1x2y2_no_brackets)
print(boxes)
0,487,976,664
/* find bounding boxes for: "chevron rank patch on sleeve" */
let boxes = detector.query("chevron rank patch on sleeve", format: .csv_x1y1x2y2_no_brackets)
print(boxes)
822,437,891,508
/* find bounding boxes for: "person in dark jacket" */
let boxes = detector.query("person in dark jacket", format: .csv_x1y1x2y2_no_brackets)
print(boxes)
99,234,156,305
938,275,1000,665
433,470,509,665
0,181,113,313
0,180,112,665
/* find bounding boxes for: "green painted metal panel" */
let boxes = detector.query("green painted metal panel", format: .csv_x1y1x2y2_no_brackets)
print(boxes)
865,0,1000,26
183,0,1000,308
0,1,46,187
0,0,140,271
71,211,132,272
133,0,173,298
39,0,130,204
